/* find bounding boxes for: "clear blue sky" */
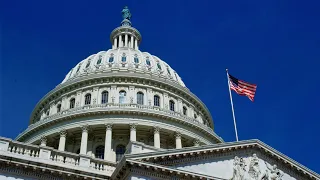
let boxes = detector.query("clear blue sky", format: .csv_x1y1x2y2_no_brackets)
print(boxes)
1,0,319,173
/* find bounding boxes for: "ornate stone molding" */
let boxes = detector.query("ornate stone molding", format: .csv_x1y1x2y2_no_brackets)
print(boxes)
174,131,182,139
40,136,47,144
193,139,200,147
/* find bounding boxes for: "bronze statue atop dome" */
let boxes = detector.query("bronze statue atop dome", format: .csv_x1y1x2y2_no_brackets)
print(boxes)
121,6,131,20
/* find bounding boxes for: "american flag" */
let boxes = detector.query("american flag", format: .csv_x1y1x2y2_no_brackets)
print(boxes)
228,74,257,102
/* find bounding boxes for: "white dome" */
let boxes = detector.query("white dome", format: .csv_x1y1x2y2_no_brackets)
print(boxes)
61,48,186,87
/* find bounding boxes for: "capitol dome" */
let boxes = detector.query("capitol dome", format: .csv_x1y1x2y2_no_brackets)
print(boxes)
15,8,223,164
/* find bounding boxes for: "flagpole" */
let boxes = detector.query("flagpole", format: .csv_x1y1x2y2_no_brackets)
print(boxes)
226,69,239,142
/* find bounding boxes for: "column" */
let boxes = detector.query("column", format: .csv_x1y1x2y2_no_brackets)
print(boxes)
135,39,138,50
80,125,89,155
130,124,136,141
177,99,183,114
104,124,112,160
130,35,134,48
125,34,128,47
175,132,182,149
193,139,200,147
154,127,160,148
113,37,118,49
40,136,47,146
76,91,82,107
61,96,67,111
119,35,122,47
58,130,67,151
92,87,99,105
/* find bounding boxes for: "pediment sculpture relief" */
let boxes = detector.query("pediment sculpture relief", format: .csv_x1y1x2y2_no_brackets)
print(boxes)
231,154,283,180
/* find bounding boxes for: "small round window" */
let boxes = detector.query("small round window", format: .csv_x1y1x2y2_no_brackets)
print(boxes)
109,56,114,63
134,56,139,63
157,63,162,70
97,55,102,64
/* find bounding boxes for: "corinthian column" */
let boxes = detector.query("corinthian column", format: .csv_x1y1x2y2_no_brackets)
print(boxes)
119,35,122,47
175,132,182,149
135,39,138,50
80,125,89,155
104,124,113,160
130,35,134,48
154,127,160,148
130,124,136,141
58,130,67,151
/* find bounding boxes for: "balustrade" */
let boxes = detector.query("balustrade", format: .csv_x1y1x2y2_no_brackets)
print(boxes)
33,103,211,132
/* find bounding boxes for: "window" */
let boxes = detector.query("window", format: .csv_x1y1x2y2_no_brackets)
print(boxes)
137,92,144,105
194,114,198,119
134,56,139,63
76,64,81,72
70,98,75,109
146,58,151,66
46,110,49,116
119,91,126,104
154,95,160,107
157,63,162,70
169,100,175,111
116,144,126,162
174,73,178,80
121,55,126,62
57,104,61,113
85,61,91,68
85,94,91,105
95,145,105,159
109,56,114,63
97,55,102,64
101,91,108,104
167,67,171,75
76,148,80,154
183,106,187,115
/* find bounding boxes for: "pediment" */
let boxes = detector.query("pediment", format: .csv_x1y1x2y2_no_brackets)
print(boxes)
125,140,319,180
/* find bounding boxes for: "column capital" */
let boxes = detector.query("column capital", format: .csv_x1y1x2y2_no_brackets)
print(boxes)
40,136,47,144
81,125,89,132
59,129,67,137
174,132,182,139
130,123,137,130
193,139,200,147
153,126,161,134
105,123,113,130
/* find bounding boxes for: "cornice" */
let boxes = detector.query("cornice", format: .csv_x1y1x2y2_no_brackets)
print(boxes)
28,72,215,130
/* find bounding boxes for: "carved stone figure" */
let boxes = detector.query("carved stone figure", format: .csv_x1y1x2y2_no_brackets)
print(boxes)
230,154,283,180
248,154,261,179
121,6,131,20
262,162,283,180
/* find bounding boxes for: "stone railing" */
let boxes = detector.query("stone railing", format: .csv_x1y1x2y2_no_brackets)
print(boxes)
0,137,116,177
36,103,212,133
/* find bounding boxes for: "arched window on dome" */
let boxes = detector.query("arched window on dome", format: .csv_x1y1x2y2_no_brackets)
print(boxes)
109,54,114,63
183,106,187,116
70,98,75,109
119,90,126,104
95,145,105,159
97,55,102,65
194,113,198,119
121,53,126,62
85,61,91,68
57,104,61,113
116,144,126,162
46,110,49,116
76,64,81,72
101,91,108,104
137,92,144,105
154,95,160,107
134,55,139,64
157,62,162,70
146,57,151,66
169,100,175,111
167,67,171,75
85,94,91,105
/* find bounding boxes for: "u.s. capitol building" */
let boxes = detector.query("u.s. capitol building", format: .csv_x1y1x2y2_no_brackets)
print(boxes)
0,7,319,180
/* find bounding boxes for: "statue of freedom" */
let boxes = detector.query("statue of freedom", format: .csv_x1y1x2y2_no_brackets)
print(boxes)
121,6,131,20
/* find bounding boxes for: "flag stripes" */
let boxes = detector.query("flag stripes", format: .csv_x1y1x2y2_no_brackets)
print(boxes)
228,74,257,101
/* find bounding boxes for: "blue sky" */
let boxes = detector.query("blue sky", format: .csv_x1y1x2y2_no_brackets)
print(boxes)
1,0,319,173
